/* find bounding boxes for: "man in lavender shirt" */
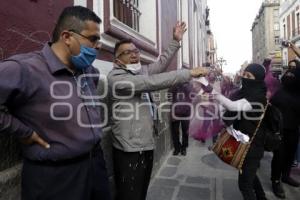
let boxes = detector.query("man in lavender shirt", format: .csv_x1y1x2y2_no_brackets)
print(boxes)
0,6,110,200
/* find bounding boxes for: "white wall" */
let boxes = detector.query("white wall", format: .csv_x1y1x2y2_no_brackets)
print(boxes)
93,0,103,27
74,0,87,7
182,0,190,66
92,59,113,76
193,10,199,67
177,0,183,69
139,0,157,43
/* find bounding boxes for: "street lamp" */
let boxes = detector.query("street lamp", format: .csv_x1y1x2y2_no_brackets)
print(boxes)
217,57,227,72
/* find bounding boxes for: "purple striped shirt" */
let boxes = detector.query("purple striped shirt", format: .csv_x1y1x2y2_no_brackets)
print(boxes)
0,43,103,161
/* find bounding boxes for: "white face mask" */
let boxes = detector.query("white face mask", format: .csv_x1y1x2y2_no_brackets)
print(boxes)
125,63,142,74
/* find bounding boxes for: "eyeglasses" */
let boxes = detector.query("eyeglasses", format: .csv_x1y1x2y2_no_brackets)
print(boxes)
117,48,140,58
69,29,101,46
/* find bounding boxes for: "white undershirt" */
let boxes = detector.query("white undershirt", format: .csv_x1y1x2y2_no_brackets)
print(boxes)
214,91,252,143
215,93,252,112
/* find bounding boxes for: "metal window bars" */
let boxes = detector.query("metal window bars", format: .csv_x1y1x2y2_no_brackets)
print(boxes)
113,0,141,31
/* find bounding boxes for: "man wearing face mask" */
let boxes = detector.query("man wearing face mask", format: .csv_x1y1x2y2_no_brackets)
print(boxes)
108,22,208,200
270,60,300,199
0,6,111,200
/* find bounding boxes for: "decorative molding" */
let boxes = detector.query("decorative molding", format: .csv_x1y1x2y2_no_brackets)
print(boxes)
109,18,156,46
182,62,190,69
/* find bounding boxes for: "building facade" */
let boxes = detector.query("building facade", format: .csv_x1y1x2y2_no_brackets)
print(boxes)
204,7,217,68
280,0,300,66
206,31,217,67
251,0,281,69
0,0,210,199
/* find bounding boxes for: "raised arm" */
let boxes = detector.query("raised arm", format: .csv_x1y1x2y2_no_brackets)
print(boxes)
147,22,187,75
109,67,208,95
289,42,300,58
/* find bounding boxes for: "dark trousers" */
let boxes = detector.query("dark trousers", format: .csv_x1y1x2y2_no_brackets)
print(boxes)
271,129,300,181
238,147,266,200
171,119,189,151
113,148,153,200
22,149,111,200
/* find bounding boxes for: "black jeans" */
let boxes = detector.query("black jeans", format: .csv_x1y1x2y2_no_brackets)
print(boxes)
238,146,266,200
22,149,111,200
171,119,189,151
271,129,299,181
113,148,153,200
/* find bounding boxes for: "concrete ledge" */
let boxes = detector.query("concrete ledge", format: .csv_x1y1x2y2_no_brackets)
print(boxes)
0,164,21,200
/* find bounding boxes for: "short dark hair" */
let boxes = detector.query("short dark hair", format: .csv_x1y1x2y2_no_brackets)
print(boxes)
52,6,102,43
288,59,300,67
262,58,272,67
114,39,133,56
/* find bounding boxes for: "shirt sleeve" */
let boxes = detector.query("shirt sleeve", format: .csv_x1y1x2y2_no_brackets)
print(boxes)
215,93,252,112
0,60,34,138
146,40,181,75
109,69,191,95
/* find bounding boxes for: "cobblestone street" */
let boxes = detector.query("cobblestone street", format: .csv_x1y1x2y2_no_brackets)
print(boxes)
147,139,300,200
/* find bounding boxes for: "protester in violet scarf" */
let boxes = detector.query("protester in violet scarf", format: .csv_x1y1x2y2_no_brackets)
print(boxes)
262,58,280,99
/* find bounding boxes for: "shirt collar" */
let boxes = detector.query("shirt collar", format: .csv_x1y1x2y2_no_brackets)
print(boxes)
42,42,69,74
113,63,123,69
113,63,143,75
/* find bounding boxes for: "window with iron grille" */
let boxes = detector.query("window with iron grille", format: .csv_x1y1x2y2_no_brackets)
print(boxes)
113,0,141,31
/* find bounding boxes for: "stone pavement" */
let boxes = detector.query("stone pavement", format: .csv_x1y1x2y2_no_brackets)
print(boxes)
147,139,300,200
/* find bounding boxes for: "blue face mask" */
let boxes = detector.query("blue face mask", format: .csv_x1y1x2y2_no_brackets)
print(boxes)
71,45,97,70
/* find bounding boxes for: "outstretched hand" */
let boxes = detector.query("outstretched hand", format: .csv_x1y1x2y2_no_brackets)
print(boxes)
173,21,187,42
21,132,50,149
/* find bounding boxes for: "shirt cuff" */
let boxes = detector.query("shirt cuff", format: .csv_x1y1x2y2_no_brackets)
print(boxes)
170,39,181,48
